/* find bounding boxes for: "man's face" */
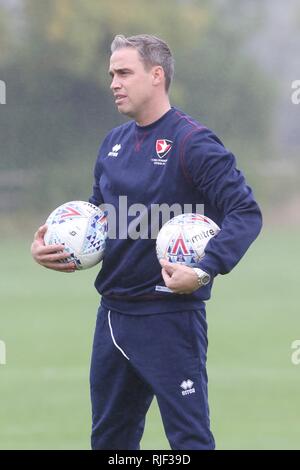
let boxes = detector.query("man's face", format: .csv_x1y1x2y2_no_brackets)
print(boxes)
109,47,156,119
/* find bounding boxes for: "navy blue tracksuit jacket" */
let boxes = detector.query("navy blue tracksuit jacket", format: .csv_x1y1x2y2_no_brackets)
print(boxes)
89,106,262,450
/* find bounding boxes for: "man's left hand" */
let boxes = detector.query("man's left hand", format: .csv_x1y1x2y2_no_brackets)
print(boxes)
160,259,200,294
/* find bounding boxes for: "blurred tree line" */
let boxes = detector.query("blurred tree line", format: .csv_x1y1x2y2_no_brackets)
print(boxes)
0,0,275,217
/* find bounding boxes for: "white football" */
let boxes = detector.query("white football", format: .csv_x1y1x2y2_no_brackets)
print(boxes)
156,213,220,266
44,200,108,270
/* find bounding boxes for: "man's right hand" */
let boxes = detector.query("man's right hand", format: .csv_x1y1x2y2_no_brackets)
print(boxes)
30,224,76,273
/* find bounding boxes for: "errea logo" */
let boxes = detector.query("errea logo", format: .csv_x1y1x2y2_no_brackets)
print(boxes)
108,144,121,157
180,379,195,396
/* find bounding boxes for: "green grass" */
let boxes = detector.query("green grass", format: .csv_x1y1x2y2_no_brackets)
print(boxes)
0,229,300,449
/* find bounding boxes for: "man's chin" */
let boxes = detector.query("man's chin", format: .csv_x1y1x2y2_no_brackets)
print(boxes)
117,104,134,118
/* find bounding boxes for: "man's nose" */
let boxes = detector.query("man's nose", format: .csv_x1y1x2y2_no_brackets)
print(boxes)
110,76,121,90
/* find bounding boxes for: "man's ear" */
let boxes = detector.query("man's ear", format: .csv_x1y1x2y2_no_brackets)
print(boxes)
152,66,165,87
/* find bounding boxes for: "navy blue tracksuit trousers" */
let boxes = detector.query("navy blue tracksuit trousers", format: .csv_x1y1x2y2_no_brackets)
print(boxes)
90,303,215,450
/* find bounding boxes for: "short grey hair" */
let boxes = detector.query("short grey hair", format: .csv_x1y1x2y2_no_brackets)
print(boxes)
111,34,174,92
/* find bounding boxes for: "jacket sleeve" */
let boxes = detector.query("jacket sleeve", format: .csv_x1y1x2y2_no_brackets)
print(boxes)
88,153,103,207
182,128,263,278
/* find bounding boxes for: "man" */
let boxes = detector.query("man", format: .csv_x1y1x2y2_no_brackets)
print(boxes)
31,34,262,450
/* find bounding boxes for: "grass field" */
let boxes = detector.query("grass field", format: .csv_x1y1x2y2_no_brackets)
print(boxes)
0,228,300,450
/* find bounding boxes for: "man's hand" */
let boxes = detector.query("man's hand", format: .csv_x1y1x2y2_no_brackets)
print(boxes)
30,225,76,273
160,259,199,294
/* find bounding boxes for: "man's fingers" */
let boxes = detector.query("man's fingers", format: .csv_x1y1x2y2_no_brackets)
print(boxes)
37,245,68,256
31,224,76,272
34,224,48,241
160,259,176,275
160,258,170,268
40,251,71,262
44,261,77,272
161,269,182,293
161,268,172,285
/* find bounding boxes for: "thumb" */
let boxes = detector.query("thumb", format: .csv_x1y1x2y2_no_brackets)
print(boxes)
34,224,48,241
160,258,176,274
